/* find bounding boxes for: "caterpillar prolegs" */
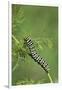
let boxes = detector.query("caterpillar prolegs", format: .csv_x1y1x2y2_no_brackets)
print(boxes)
24,37,49,73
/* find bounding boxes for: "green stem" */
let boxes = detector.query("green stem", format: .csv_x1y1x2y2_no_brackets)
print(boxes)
12,60,19,72
12,52,20,72
12,35,20,44
47,73,53,83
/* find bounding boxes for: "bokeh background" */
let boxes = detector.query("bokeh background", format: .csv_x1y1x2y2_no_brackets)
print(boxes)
12,4,58,85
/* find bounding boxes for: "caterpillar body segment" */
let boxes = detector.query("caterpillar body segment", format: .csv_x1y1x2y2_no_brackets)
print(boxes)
24,37,49,73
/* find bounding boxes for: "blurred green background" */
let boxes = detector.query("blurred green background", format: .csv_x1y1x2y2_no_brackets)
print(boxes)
12,4,58,85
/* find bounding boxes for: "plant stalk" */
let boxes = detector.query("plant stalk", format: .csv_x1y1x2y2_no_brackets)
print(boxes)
12,35,20,44
47,72,53,83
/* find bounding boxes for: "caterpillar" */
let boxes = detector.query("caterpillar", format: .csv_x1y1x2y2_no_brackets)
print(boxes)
24,37,49,73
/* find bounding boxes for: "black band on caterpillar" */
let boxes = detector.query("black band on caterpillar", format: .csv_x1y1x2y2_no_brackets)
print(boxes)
24,37,49,73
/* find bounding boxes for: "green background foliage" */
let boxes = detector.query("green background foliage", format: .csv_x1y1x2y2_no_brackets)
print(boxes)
12,4,58,85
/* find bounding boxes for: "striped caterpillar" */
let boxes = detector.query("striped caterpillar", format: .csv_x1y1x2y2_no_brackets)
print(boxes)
24,37,49,73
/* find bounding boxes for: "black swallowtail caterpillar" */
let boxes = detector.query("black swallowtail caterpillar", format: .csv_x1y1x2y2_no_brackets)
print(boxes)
24,37,49,73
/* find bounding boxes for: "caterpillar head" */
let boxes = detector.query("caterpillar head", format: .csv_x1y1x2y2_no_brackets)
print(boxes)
24,36,31,44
